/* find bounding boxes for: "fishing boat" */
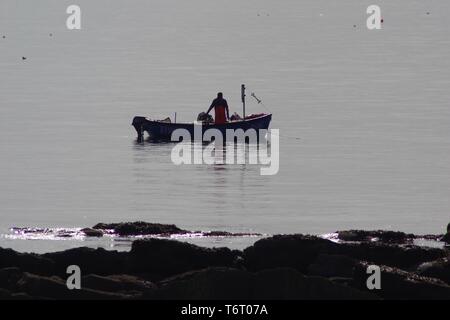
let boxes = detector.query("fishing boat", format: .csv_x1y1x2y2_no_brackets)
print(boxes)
132,113,272,141
132,85,272,141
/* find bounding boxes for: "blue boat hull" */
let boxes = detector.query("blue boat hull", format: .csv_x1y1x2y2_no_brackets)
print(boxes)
132,114,272,142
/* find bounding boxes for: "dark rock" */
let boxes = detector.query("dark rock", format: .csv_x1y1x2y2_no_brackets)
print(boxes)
201,231,262,237
0,267,23,291
336,242,446,270
202,231,233,237
10,292,36,300
157,267,253,299
243,234,339,273
337,230,414,244
43,247,128,276
156,267,377,300
353,262,450,300
82,274,156,295
417,258,450,285
0,287,35,300
80,228,103,237
93,221,188,236
442,233,450,244
253,268,377,300
202,231,261,237
130,239,239,278
243,234,445,274
11,227,47,234
307,254,358,278
0,288,12,299
0,248,55,276
16,272,131,300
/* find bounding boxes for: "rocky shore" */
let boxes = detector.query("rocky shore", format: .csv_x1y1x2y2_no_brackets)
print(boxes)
1,222,449,300
9,221,263,240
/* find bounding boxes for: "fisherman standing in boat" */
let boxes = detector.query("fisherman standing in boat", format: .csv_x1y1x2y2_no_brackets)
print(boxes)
206,92,230,124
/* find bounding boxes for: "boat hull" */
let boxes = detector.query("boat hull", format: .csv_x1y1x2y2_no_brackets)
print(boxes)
132,114,272,142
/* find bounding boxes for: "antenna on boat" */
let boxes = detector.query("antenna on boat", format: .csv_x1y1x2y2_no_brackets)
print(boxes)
251,93,262,104
241,84,246,120
174,112,177,123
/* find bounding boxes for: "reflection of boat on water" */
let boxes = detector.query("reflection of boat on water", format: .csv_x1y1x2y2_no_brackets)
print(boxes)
132,113,272,142
132,84,272,142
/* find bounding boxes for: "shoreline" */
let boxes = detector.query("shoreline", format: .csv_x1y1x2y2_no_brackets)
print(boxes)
1,221,448,254
1,222,449,300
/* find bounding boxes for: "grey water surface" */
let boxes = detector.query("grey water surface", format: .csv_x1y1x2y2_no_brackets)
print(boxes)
1,0,449,252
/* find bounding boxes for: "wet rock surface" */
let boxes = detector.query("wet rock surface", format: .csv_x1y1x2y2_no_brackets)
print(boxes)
1,224,449,300
93,221,189,236
7,221,263,240
80,228,103,237
92,221,262,238
417,258,450,285
337,230,415,244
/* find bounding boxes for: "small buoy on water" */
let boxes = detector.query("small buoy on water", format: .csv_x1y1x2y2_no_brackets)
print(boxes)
381,18,384,23
49,33,53,37
426,12,430,15
353,24,357,28
22,56,26,60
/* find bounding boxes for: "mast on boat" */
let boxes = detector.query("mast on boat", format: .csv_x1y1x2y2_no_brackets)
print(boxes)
241,84,246,120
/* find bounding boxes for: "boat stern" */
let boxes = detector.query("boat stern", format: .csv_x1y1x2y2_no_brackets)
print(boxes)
132,116,148,141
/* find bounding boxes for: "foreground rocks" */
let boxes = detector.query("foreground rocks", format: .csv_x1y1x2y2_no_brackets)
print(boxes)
156,267,377,300
441,223,450,244
417,258,450,285
130,239,239,279
243,234,445,271
43,247,128,277
0,226,449,300
353,262,450,300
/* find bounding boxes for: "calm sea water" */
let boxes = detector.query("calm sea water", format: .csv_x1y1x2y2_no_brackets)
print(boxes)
1,0,449,253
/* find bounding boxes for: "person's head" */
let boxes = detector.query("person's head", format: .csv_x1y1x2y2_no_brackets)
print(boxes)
217,92,223,99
